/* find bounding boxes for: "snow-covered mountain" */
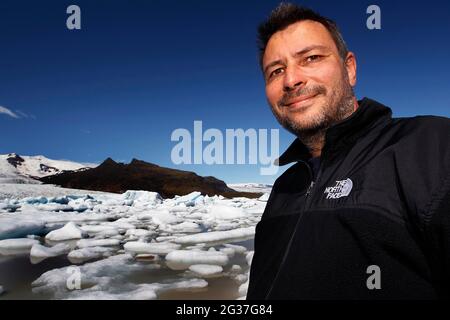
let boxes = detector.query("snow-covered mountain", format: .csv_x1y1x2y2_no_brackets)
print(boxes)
227,183,273,194
0,153,96,184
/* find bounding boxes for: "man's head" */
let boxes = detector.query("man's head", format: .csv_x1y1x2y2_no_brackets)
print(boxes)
258,3,358,144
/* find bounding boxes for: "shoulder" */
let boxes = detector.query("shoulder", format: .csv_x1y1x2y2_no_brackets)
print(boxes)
388,115,450,154
394,115,450,136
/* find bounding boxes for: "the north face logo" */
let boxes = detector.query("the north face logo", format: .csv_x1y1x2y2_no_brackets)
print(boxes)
324,178,353,199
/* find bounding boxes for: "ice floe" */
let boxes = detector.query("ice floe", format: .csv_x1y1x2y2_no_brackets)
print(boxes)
174,227,255,245
165,250,229,270
30,243,71,264
68,246,116,264
123,241,181,255
45,222,87,241
188,264,223,277
0,238,40,255
76,239,121,248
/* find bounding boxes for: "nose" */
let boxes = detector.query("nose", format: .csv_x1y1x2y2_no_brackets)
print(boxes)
283,65,305,92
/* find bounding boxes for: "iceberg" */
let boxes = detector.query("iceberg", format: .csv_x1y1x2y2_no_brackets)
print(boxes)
0,238,40,255
76,239,121,248
30,243,71,264
123,241,181,255
165,250,229,270
68,246,116,264
45,222,87,241
206,205,248,220
174,227,255,245
188,264,223,277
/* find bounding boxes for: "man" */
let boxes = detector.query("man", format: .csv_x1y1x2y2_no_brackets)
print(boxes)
247,3,450,299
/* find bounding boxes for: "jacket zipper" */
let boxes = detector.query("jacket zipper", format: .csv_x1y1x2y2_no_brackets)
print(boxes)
264,155,326,299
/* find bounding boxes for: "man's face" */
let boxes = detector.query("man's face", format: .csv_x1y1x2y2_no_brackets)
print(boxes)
262,20,357,137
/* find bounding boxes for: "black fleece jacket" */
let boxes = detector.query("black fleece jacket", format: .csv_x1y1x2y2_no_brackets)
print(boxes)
247,98,450,300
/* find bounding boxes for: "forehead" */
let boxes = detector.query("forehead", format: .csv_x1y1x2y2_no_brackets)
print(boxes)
263,20,338,66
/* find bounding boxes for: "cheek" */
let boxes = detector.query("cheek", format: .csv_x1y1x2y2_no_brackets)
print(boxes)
309,63,343,89
265,83,281,107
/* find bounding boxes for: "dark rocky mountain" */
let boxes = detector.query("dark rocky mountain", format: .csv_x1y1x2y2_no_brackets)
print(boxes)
40,158,262,199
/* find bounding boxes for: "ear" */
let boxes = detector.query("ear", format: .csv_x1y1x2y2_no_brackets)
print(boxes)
345,52,357,87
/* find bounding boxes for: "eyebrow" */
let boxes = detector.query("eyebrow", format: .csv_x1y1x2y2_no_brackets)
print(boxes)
263,45,331,75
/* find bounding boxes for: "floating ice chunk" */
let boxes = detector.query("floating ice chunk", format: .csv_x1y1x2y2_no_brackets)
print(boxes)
223,244,248,254
22,196,48,204
187,212,204,219
45,222,87,241
67,201,88,212
246,251,254,266
206,205,248,220
189,264,223,277
30,243,71,264
121,190,162,207
219,247,235,258
0,202,20,212
76,239,121,248
238,279,249,297
46,196,70,204
258,193,270,202
67,247,116,264
169,205,189,213
36,203,74,212
214,222,240,231
185,243,207,250
123,241,180,255
174,191,202,206
81,225,120,238
124,229,155,240
232,274,248,285
174,227,255,245
0,217,46,240
106,219,136,230
155,236,178,242
150,210,181,226
230,265,243,273
167,222,203,234
165,250,229,270
80,225,116,234
0,238,40,255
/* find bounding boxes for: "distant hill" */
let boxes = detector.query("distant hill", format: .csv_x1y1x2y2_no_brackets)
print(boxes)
40,158,262,199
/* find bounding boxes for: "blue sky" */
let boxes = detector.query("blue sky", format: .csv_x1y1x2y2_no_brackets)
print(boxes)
1,0,449,184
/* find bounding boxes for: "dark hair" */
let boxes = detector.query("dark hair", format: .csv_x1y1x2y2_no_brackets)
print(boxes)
257,2,349,69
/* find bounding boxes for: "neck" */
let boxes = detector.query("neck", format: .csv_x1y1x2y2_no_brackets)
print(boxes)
300,97,359,158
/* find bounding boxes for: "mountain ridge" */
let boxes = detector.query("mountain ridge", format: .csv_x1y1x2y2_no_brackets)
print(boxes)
40,157,262,199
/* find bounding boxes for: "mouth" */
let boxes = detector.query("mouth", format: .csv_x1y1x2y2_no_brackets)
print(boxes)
283,93,318,109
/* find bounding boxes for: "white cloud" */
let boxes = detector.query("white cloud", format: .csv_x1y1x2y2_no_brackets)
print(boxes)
0,106,19,118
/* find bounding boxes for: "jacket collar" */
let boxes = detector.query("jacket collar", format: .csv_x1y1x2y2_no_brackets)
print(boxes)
276,97,393,166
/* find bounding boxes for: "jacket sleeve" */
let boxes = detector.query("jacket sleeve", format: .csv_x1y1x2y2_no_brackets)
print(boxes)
411,117,450,298
395,116,450,297
423,172,450,298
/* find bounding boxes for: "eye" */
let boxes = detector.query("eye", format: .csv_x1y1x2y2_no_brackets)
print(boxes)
268,68,284,79
305,55,323,63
